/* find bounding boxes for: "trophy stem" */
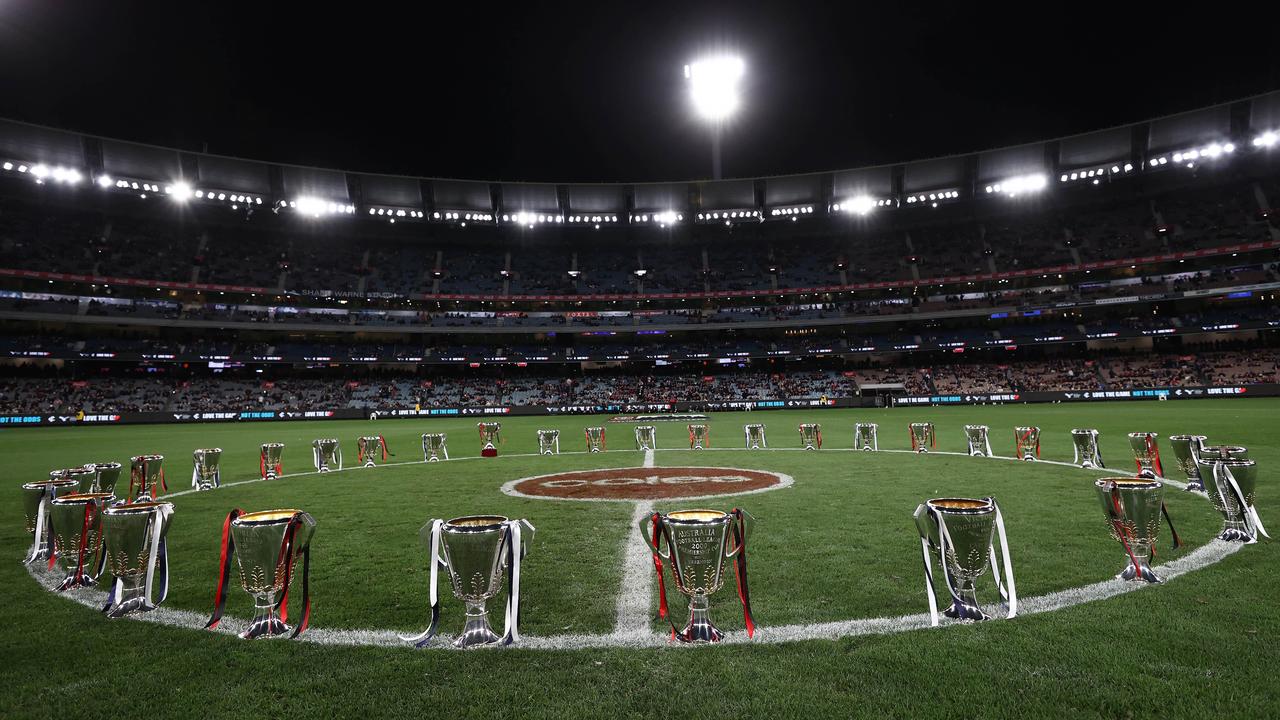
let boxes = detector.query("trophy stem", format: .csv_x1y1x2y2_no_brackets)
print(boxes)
942,581,990,621
242,592,291,639
1219,517,1253,543
1117,542,1161,582
104,576,157,618
454,600,502,648
678,594,724,643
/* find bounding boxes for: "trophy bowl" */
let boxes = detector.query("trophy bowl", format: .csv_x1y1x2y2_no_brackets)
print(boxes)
87,462,123,495
1094,477,1166,582
1195,458,1260,543
51,467,97,493
1071,429,1104,469
259,444,285,479
129,454,166,501
440,515,513,648
1127,433,1162,478
312,439,341,472
638,508,753,643
1168,435,1207,491
21,478,79,564
913,498,998,621
227,509,316,638
192,448,222,490
1200,444,1249,462
102,501,175,617
48,491,114,591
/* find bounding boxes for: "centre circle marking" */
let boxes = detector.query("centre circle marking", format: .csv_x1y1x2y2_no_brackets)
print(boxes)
503,466,793,501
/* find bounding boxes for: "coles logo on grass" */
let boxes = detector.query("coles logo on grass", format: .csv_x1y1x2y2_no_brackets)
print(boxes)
505,467,790,501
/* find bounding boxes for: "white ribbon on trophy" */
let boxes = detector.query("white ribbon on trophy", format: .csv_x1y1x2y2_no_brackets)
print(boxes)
1216,464,1269,543
103,503,173,613
919,499,1017,627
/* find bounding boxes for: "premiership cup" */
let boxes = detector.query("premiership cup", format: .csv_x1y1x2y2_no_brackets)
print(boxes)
52,467,97,493
1071,429,1104,469
404,515,536,648
21,478,78,564
537,429,560,455
910,423,935,453
101,501,175,617
798,423,822,450
312,438,342,472
1195,457,1266,543
1014,426,1041,461
357,436,388,467
913,497,1017,624
1168,435,1208,492
260,443,284,479
585,426,606,453
1128,432,1163,478
744,423,767,449
478,422,502,457
964,425,992,457
87,462,123,495
688,424,710,450
634,425,657,451
639,509,756,643
192,448,222,491
206,509,316,639
48,492,114,591
422,433,448,461
129,455,166,501
854,422,878,451
1094,477,1178,583
1200,444,1249,462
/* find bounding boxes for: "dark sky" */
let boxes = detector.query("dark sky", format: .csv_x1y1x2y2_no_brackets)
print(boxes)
0,1,1276,183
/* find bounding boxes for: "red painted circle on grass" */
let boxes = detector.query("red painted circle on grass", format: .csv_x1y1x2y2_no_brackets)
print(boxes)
510,466,786,500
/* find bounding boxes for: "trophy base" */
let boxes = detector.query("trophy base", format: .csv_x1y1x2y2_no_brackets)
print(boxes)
674,600,724,643
915,449,929,454
104,595,158,618
1118,562,1162,583
1183,479,1203,492
942,601,991,622
362,460,376,468
22,546,52,566
1080,461,1097,469
454,605,502,648
241,617,292,639
1135,469,1158,479
861,447,874,452
318,466,330,473
427,457,440,462
1218,527,1256,543
264,473,278,480
1020,456,1037,462
54,573,99,592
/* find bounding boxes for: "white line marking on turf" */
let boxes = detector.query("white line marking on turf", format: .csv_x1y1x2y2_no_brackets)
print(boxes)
30,443,1233,650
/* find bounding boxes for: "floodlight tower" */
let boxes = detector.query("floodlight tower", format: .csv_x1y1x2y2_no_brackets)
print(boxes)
685,55,745,180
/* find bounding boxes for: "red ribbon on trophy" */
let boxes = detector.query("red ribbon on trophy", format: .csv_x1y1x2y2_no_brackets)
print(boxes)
1136,435,1164,477
276,513,312,638
204,508,244,630
729,507,756,638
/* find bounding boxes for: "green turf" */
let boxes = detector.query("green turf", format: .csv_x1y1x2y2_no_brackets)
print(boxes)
1,400,1276,719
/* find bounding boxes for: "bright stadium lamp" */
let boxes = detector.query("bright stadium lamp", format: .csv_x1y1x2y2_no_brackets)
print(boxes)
169,181,193,201
685,54,744,179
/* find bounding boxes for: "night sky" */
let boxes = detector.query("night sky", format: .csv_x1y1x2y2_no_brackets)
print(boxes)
0,2,1276,183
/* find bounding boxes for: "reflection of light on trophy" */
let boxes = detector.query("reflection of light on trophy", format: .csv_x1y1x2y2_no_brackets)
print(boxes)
259,443,284,480
854,422,878,451
537,429,560,455
1167,435,1208,492
129,454,166,500
1094,478,1180,583
357,436,389,467
422,433,448,461
913,497,1016,625
634,425,657,451
49,492,114,591
744,423,767,449
312,438,342,472
21,478,78,564
1195,457,1267,544
639,508,756,643
192,448,223,490
1071,429,1104,469
688,424,710,449
909,423,935,453
102,501,174,617
584,426,606,452
798,423,822,450
205,508,315,639
1127,432,1163,478
402,515,535,648
964,425,992,457
1013,426,1040,461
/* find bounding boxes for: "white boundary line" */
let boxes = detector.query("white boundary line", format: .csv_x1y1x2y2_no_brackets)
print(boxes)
27,444,1233,650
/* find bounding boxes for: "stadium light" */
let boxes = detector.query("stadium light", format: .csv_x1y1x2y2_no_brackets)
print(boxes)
832,196,891,215
167,182,193,201
984,173,1048,198
1253,131,1277,148
685,53,744,180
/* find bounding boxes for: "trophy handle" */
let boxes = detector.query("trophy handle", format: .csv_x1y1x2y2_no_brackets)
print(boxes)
637,514,669,559
725,508,754,558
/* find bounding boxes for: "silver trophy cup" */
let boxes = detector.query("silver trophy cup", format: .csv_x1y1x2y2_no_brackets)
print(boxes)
87,462,123,495
312,438,342,472
1071,429,1104,469
634,425,657,451
102,501,175,617
1095,477,1172,582
1195,458,1265,543
422,433,448,461
537,429,560,455
129,454,166,501
744,423,767,449
913,497,1017,624
48,492,114,591
798,423,822,450
357,436,385,467
910,423,935,453
21,478,79,564
52,467,97,493
1128,433,1163,478
964,425,992,457
192,448,222,491
224,509,316,638
585,426,606,453
260,443,285,479
1013,426,1040,461
477,422,502,450
688,424,709,450
854,422,878,451
638,509,754,643
1167,435,1207,492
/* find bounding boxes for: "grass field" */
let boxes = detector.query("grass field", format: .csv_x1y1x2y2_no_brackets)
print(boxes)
1,399,1276,719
